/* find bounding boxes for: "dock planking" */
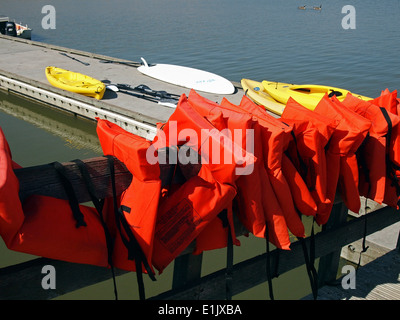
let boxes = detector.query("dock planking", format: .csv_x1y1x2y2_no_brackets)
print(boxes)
0,34,244,139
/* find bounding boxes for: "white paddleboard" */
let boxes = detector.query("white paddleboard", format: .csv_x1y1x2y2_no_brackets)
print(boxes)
137,57,235,95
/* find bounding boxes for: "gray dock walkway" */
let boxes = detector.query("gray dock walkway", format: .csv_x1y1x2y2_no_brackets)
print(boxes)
303,217,400,300
303,249,400,300
0,34,244,139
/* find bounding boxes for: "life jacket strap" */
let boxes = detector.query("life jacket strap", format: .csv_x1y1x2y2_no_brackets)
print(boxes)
72,158,118,300
105,155,156,300
217,209,234,300
356,133,372,193
356,198,370,272
281,125,309,181
52,161,87,228
264,228,280,300
380,108,400,206
298,219,319,300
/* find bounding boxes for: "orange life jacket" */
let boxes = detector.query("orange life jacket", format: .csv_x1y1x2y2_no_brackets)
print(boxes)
281,98,338,218
279,118,321,216
187,90,291,251
96,118,162,274
186,91,252,253
238,95,307,238
372,90,400,146
330,95,372,212
239,96,321,297
372,89,400,209
150,94,255,272
0,126,110,267
341,93,400,206
222,98,294,248
370,89,400,208
0,127,24,246
97,96,255,273
313,95,371,222
378,91,400,206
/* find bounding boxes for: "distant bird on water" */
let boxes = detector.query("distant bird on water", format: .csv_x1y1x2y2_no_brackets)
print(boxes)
313,5,322,10
298,5,306,10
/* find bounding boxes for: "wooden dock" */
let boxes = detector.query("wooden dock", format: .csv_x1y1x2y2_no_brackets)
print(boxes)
0,34,244,140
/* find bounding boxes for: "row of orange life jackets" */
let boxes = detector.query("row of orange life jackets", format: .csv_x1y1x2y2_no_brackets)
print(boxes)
0,87,399,284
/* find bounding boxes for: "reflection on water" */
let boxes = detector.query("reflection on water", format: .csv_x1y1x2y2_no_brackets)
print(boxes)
0,90,102,166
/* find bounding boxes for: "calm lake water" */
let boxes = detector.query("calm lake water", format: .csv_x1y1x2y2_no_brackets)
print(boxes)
0,0,399,300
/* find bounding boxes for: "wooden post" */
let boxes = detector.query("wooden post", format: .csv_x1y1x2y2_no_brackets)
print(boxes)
317,202,348,287
172,253,203,290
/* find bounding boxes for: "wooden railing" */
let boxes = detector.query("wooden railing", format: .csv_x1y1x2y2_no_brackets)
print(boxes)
1,156,399,300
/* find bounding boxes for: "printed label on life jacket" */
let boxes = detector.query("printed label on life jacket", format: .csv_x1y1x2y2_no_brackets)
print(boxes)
157,198,203,255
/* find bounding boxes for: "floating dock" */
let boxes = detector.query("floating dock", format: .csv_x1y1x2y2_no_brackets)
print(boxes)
0,34,244,139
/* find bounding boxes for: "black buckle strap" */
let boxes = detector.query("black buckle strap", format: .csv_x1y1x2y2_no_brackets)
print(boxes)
264,228,280,300
71,158,118,300
380,108,400,202
298,219,319,300
105,155,156,300
356,198,370,271
217,209,234,300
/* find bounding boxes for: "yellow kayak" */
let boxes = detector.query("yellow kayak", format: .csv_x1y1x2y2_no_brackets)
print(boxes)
262,80,372,110
45,66,106,100
241,78,285,115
